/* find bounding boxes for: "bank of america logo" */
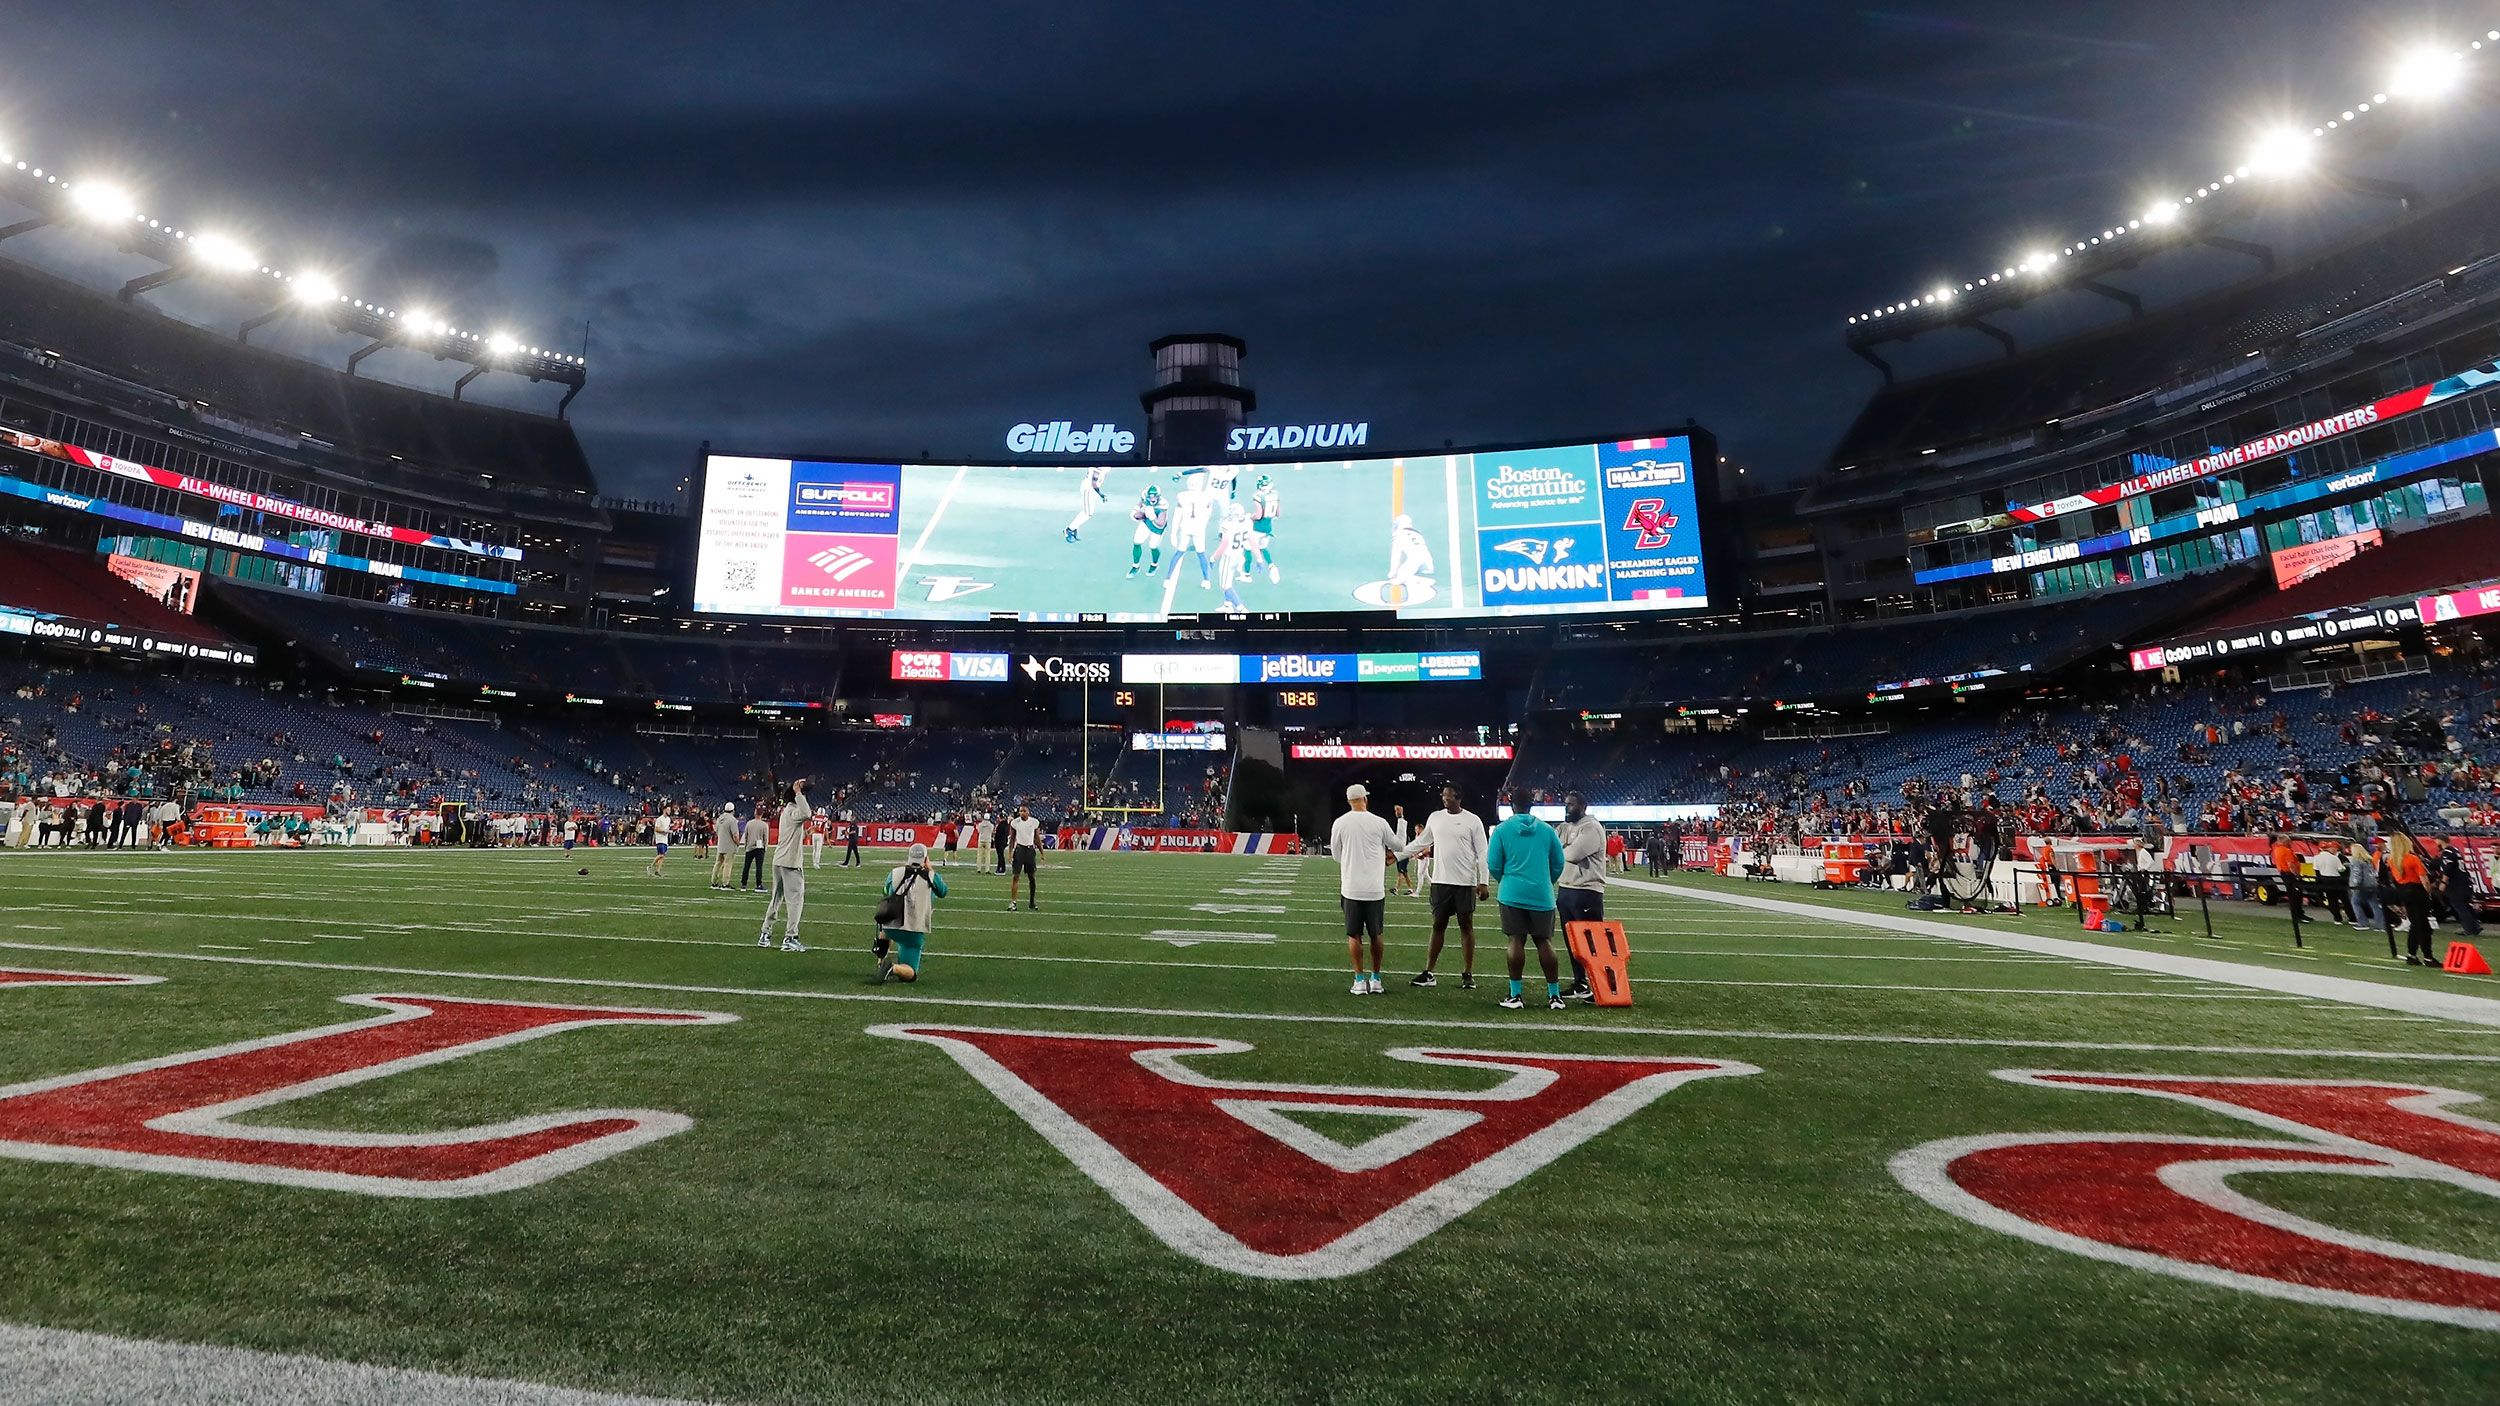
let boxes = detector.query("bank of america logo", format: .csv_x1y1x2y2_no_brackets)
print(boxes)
806,544,876,581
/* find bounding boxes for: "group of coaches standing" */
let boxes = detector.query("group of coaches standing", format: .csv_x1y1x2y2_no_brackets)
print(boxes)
1330,784,1612,1010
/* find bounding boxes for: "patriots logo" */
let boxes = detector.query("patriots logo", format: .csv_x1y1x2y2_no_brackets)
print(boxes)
1493,537,1571,565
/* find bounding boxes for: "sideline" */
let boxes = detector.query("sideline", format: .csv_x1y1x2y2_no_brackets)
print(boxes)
1624,876,2500,1029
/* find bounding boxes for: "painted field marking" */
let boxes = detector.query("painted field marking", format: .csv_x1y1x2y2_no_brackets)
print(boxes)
1633,878,2500,1029
1193,904,1287,915
1144,931,1277,949
258,939,314,946
4,938,2495,1064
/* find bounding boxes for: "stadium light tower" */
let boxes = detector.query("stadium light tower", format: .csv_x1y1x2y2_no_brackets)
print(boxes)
67,180,136,224
2244,128,2314,178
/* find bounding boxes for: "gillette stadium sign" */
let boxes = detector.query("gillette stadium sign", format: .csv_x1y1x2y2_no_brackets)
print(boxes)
1007,422,1137,455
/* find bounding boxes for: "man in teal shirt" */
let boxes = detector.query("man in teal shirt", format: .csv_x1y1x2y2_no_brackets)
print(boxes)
1485,788,1568,1010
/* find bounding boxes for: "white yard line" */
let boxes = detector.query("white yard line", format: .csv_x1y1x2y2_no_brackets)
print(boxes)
894,463,969,581
1629,877,2500,1029
0,1320,699,1406
3,938,2492,1063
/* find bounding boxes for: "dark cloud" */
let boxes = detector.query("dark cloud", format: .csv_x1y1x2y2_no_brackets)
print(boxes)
0,0,2488,501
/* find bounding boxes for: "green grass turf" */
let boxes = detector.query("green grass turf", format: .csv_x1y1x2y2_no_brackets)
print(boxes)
0,846,2494,1403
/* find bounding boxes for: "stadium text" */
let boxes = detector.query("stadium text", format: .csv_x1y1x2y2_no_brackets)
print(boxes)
1225,423,1369,454
1007,422,1136,455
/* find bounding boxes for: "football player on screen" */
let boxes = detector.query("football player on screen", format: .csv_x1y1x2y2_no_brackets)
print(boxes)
1065,464,1110,544
1387,513,1435,601
1216,501,1256,612
1249,474,1281,583
1165,478,1220,590
1126,485,1170,578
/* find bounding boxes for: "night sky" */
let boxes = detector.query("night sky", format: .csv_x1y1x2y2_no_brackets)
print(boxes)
2,2,2490,497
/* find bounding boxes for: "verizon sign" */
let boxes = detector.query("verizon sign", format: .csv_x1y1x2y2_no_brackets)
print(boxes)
1289,744,1515,761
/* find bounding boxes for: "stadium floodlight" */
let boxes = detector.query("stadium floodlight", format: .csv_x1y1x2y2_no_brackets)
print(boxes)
2023,249,2057,273
189,231,256,272
2388,46,2468,100
2244,128,2313,178
67,179,137,224
401,308,441,336
2143,200,2178,225
486,331,520,357
292,272,339,305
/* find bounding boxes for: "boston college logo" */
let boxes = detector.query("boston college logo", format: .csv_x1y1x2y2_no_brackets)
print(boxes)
0,993,736,1197
1894,1072,2500,1330
873,1024,1757,1279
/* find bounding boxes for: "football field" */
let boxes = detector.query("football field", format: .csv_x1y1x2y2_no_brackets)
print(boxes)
1,847,2495,1404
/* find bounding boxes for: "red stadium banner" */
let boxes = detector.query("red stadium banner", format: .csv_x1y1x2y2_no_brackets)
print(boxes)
2419,583,2500,625
1995,355,2500,530
0,429,520,560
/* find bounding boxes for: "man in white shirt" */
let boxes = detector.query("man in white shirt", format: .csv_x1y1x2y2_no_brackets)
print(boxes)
709,803,738,889
1006,805,1043,910
1330,784,1418,996
646,809,673,878
758,779,813,953
1553,791,1608,1001
1407,784,1491,990
739,808,771,892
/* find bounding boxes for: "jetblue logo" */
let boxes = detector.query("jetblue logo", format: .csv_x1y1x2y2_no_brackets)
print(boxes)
1259,655,1340,682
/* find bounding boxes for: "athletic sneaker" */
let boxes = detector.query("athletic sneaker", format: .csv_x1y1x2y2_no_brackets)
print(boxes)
1566,981,1592,1000
1549,996,1569,1011
1268,565,1280,583
756,934,772,948
1350,979,1370,996
1006,901,1017,911
1460,974,1476,990
1367,975,1384,995
875,952,896,984
1497,995,1525,1010
1410,971,1438,988
780,938,806,954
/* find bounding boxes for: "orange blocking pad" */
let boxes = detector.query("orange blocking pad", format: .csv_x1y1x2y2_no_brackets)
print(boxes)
2445,942,2493,975
1565,920,1635,1007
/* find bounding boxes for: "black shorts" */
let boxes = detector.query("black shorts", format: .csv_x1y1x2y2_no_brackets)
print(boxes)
1557,887,1605,926
944,834,958,850
1013,845,1037,876
1342,897,1385,939
1428,883,1477,922
1499,902,1556,942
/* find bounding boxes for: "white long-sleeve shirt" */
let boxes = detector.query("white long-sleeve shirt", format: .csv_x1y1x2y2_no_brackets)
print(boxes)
1330,809,1414,901
1416,807,1490,887
772,797,814,868
1556,816,1609,891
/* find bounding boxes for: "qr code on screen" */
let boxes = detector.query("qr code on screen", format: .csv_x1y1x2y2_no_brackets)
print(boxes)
725,564,758,592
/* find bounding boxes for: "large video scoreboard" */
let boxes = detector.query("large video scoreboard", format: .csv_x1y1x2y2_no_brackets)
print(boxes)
691,435,1718,624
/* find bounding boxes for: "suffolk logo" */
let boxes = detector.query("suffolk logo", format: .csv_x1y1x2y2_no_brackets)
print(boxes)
874,1024,1755,1279
796,482,896,512
1622,499,1679,550
1493,537,1572,566
806,544,878,581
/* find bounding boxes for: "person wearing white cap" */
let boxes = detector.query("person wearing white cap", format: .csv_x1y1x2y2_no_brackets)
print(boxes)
1330,783,1419,996
874,842,948,983
710,802,739,890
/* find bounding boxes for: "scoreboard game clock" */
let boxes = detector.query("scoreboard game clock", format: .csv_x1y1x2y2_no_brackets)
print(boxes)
1277,690,1321,707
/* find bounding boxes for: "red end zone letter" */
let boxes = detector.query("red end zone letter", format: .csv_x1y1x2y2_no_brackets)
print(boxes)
1894,1071,2500,1329
873,1024,1756,1279
0,993,735,1197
